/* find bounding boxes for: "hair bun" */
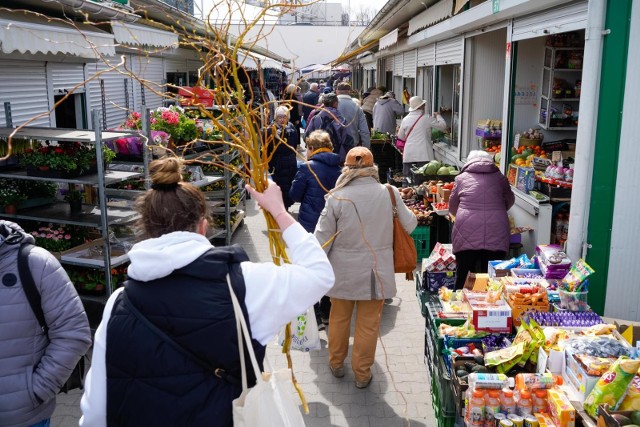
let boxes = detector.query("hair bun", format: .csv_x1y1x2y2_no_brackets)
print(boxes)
149,157,183,186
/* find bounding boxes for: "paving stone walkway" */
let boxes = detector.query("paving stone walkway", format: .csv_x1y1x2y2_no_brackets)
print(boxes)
52,199,435,427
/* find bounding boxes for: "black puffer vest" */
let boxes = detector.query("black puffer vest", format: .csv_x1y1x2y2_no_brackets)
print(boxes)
105,245,266,427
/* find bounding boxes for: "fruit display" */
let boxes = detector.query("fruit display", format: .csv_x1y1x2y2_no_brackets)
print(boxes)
511,145,547,167
400,187,433,225
413,160,459,177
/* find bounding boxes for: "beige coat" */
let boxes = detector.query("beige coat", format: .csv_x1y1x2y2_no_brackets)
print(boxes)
315,177,417,300
361,88,383,114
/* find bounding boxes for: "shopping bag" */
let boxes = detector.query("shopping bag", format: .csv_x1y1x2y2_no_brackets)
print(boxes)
278,307,321,352
226,276,306,427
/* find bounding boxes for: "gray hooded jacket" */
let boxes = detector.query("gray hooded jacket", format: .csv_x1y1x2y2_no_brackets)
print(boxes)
0,221,91,427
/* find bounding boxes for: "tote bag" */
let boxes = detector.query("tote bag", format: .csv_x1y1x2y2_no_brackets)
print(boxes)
278,306,321,352
227,276,306,427
385,185,417,280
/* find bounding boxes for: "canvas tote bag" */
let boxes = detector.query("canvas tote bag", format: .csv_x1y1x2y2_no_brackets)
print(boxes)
227,276,306,427
385,185,417,280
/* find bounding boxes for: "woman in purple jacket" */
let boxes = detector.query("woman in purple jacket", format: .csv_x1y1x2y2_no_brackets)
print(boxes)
449,151,515,289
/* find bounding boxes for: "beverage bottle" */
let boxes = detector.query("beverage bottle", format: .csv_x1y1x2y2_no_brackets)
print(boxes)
500,389,516,415
517,390,533,416
485,390,502,427
532,389,548,414
514,373,562,391
468,390,486,427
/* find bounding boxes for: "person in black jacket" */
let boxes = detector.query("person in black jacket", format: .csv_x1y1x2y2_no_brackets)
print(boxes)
289,130,341,233
265,106,299,210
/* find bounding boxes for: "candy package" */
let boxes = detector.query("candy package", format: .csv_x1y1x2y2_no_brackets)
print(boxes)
565,336,632,358
583,357,640,417
485,342,525,374
512,322,534,367
561,259,595,292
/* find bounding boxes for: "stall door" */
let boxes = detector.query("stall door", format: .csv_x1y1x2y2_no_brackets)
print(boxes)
86,57,133,130
417,44,435,67
403,50,417,79
0,60,50,127
435,36,463,65
130,55,165,111
48,62,87,129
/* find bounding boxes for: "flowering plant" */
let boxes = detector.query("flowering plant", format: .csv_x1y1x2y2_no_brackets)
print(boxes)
29,223,87,253
0,181,27,206
63,189,84,202
150,106,198,143
123,111,142,130
20,142,115,172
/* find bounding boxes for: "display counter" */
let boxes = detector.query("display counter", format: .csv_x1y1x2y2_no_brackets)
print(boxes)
508,187,553,255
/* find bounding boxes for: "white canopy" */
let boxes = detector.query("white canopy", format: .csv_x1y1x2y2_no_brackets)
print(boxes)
111,21,179,48
237,50,283,71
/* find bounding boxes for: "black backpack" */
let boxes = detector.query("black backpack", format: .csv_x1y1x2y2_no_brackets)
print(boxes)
315,113,354,163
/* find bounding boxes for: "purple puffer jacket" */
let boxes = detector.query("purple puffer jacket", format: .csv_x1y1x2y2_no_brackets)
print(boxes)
449,158,515,254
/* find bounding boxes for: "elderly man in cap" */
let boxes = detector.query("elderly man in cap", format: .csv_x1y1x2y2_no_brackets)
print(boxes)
314,147,417,389
372,91,404,135
336,82,370,148
397,95,447,177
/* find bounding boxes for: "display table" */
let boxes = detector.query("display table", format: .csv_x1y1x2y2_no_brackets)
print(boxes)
370,138,402,183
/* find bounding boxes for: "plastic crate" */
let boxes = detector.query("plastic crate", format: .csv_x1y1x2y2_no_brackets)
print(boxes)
442,337,484,375
424,270,456,293
411,225,430,264
431,357,457,418
416,289,429,318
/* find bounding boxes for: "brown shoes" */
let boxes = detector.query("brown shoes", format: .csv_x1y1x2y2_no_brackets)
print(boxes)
330,365,345,378
355,374,373,389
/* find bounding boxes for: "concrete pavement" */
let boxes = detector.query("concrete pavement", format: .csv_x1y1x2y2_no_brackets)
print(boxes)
52,198,435,426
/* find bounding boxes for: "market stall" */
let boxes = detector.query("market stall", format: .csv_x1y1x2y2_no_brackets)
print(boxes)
414,238,639,427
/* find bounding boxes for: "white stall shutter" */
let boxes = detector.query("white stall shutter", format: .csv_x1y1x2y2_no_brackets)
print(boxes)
417,44,435,67
0,60,49,127
394,53,403,76
131,55,165,111
403,50,417,78
385,55,394,72
165,57,188,73
49,63,85,92
435,36,463,65
86,57,133,129
512,1,588,41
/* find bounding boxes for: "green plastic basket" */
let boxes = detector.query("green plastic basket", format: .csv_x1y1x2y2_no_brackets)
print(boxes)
411,225,430,264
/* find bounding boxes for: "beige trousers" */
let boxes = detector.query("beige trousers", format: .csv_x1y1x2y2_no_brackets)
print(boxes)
328,298,384,382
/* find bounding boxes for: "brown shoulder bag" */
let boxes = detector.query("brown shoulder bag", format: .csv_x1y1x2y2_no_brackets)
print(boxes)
385,184,417,280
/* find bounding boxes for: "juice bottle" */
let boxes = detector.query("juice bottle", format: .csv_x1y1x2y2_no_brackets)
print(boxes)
468,390,486,427
532,389,548,414
485,390,501,427
501,389,516,415
517,390,533,416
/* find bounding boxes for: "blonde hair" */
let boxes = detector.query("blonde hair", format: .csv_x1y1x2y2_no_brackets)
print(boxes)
305,130,333,151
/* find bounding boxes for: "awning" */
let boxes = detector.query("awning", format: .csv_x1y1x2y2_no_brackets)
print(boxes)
333,38,380,65
0,10,115,58
111,21,178,48
237,50,283,71
454,0,470,15
408,0,453,36
379,29,399,51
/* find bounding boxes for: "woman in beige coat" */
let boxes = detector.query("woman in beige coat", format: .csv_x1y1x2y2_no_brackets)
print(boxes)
314,147,417,388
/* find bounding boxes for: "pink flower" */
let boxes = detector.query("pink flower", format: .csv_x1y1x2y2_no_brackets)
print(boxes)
46,234,53,238
31,231,38,236
150,118,157,124
65,234,71,240
53,230,59,235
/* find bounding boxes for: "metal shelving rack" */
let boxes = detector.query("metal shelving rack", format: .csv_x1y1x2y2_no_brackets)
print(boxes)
0,110,141,297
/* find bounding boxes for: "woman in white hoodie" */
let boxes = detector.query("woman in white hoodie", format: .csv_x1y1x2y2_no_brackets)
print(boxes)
80,157,334,427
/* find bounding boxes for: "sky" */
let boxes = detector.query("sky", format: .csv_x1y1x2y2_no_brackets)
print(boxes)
339,0,388,15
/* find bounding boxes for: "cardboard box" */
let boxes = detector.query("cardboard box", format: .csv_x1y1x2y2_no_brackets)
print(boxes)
614,322,640,348
488,260,512,278
564,349,602,402
548,388,576,427
463,291,512,333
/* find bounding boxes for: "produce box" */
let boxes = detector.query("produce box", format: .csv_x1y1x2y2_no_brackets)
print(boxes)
535,179,573,199
597,404,640,427
507,297,549,327
508,164,519,186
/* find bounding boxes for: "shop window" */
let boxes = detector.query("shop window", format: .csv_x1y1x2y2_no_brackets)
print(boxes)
417,67,434,113
436,64,461,148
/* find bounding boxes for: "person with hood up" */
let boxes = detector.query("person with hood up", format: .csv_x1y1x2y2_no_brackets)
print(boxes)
314,147,417,389
449,150,515,289
361,86,384,130
79,157,334,427
0,220,91,427
372,91,404,135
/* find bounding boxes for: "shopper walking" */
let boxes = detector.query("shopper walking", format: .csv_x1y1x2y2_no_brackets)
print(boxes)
372,91,404,135
265,106,299,210
302,83,321,122
361,86,384,131
305,93,354,164
79,157,334,427
0,220,91,427
336,82,371,148
282,84,303,129
315,147,417,388
397,96,447,177
449,150,515,289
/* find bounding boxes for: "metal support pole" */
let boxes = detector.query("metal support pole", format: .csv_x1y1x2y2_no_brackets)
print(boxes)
141,106,151,189
93,109,113,296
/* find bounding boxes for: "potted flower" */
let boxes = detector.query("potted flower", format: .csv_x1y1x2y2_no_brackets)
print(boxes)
21,142,115,178
150,106,198,146
63,189,84,214
0,184,26,214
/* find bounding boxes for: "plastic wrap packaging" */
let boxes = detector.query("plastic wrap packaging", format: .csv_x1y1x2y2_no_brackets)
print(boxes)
565,336,632,358
583,357,640,417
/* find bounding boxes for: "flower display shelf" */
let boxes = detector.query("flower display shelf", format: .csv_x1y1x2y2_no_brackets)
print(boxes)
26,166,89,179
60,238,131,268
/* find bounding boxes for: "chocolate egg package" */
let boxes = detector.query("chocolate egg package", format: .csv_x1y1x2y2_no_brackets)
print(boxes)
583,357,640,417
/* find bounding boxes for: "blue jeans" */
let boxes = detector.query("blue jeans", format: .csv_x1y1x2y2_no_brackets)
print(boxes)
30,419,50,427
